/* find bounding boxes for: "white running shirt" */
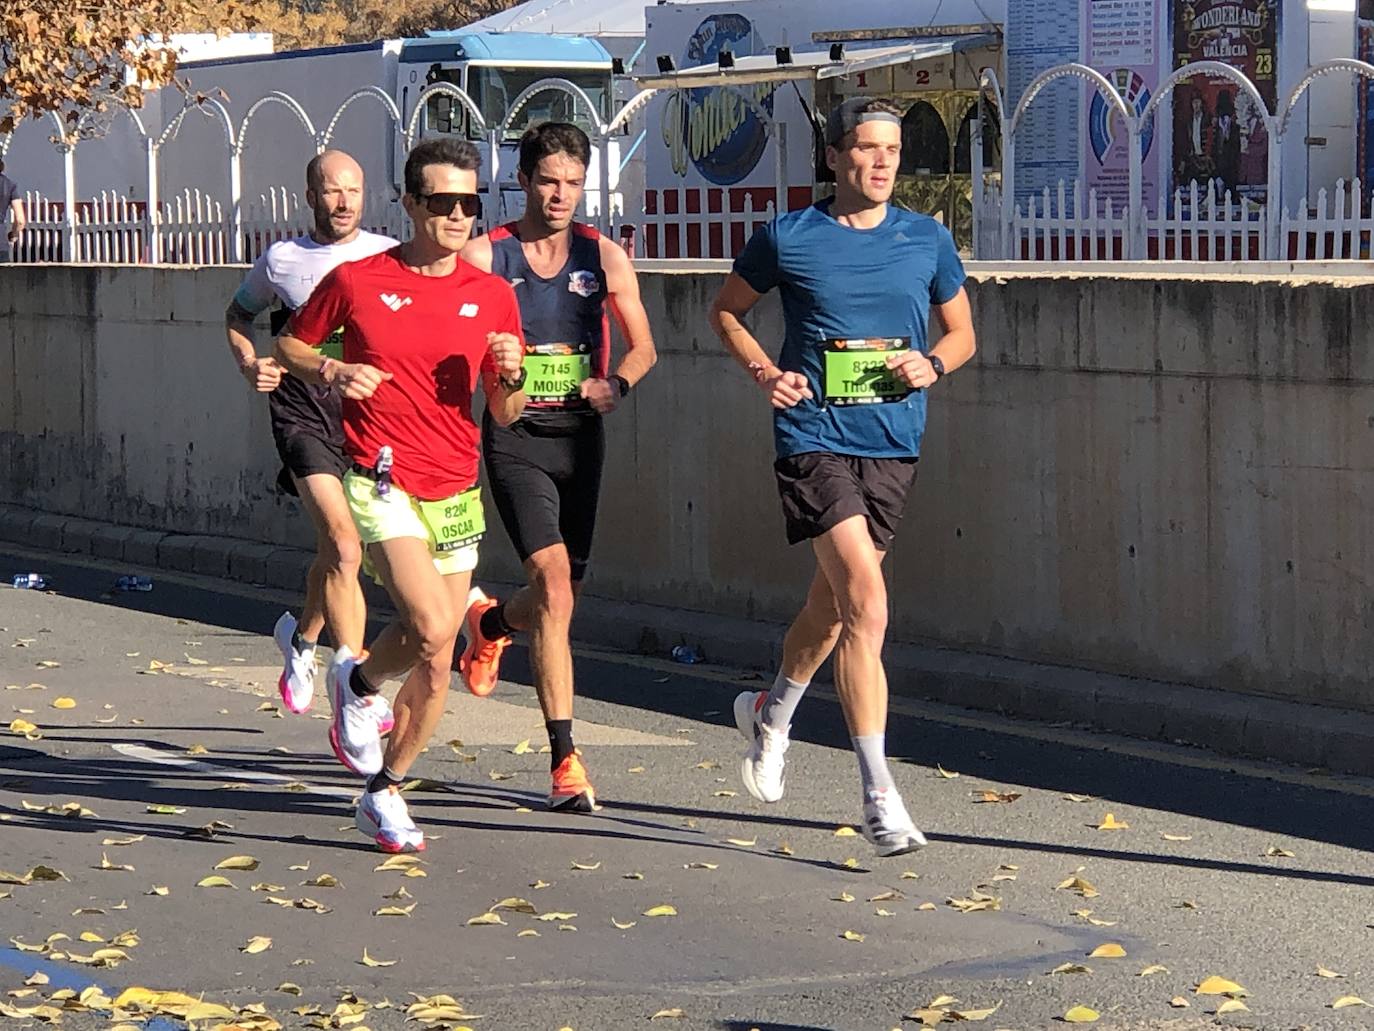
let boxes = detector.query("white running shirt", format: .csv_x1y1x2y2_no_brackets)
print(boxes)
233,230,398,315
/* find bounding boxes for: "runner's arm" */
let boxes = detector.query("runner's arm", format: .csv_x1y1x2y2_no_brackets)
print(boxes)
226,255,283,392
929,287,976,372
482,286,527,426
709,273,812,409
8,196,25,243
601,238,656,387
274,265,391,399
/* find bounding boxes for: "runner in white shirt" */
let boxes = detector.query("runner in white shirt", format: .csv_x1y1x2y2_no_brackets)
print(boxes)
225,149,397,721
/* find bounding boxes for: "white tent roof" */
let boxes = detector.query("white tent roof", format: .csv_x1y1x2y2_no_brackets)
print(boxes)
463,0,713,38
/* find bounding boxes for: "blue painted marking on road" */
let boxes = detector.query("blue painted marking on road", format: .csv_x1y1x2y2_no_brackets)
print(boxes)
0,947,186,1031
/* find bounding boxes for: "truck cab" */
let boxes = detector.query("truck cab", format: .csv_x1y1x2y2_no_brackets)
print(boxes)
394,32,618,225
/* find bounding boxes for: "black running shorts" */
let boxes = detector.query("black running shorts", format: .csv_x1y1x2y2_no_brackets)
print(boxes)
269,374,348,497
774,451,918,550
482,410,605,581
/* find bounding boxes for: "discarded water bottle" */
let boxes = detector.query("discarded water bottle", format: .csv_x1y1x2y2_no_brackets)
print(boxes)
10,573,47,590
115,575,154,592
671,644,701,665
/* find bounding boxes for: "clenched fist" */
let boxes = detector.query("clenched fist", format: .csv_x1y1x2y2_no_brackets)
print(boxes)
487,332,523,378
240,356,283,393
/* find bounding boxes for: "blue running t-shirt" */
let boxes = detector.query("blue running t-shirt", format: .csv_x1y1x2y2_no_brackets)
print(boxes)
732,199,965,459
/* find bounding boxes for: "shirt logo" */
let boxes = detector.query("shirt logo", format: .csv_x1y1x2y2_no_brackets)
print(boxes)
379,292,412,312
459,303,480,318
568,270,600,298
508,277,525,287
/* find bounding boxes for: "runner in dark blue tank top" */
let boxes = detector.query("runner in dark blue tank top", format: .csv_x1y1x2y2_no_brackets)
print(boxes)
461,122,657,813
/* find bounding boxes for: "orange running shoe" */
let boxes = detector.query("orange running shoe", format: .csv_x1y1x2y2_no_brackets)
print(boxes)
459,586,510,697
549,753,596,813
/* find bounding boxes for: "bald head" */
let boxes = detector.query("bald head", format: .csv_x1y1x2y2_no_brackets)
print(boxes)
305,149,365,244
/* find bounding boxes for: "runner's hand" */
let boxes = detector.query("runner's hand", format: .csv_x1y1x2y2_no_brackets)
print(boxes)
487,332,523,377
579,377,618,414
335,362,392,399
240,355,282,393
761,370,813,410
885,351,938,389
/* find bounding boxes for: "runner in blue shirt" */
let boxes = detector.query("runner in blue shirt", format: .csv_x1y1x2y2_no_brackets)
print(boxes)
709,97,977,856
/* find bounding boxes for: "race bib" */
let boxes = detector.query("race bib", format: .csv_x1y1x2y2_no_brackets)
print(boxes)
822,337,912,406
523,343,592,404
416,486,485,552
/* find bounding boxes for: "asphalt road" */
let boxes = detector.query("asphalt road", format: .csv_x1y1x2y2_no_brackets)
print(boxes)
1,545,1371,1031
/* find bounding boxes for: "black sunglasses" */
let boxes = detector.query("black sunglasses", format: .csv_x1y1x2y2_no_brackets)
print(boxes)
413,192,482,218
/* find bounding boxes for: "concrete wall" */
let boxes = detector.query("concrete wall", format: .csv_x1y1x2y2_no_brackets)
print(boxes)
3,264,1373,715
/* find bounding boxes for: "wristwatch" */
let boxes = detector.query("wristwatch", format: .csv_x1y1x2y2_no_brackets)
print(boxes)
500,366,527,391
927,353,946,381
609,374,631,398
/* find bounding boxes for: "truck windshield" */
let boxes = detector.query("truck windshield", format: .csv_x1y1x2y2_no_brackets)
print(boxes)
469,66,610,140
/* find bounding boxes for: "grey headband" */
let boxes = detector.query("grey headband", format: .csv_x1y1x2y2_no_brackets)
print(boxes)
825,97,901,147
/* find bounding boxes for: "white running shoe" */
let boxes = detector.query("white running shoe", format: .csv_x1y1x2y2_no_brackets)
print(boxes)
327,646,390,777
273,611,316,714
861,787,928,857
734,689,788,803
356,788,425,853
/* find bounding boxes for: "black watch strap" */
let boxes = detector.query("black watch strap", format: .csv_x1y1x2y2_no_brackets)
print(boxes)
501,366,527,391
927,353,945,380
610,374,631,398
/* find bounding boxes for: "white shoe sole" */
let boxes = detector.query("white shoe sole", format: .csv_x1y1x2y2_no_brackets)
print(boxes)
355,804,425,854
273,612,314,715
862,824,928,857
328,651,382,777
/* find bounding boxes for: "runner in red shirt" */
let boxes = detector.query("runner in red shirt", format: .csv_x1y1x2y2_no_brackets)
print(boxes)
276,138,527,852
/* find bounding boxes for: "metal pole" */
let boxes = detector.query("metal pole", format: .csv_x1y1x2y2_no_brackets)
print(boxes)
61,143,77,262
229,150,244,263
145,138,161,264
487,127,501,226
598,132,613,234
1265,115,1282,260
1127,119,1143,259
774,120,788,213
970,110,984,258
1001,134,1015,260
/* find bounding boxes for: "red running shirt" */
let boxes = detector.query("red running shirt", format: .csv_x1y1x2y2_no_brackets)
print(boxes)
288,247,523,500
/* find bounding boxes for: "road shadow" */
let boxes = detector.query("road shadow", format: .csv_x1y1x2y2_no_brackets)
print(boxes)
5,549,1374,859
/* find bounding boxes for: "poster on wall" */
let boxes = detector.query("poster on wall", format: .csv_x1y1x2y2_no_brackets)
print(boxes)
1170,0,1280,206
1006,0,1080,201
1082,0,1161,206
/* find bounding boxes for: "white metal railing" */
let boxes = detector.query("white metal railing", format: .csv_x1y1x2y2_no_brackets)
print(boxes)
981,175,1373,262
11,186,413,265
638,190,776,260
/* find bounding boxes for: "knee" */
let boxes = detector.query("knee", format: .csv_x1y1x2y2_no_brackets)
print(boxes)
321,530,363,574
409,604,458,663
839,583,888,640
529,557,575,624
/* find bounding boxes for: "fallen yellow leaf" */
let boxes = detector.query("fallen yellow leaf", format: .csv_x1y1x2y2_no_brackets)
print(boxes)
1095,813,1129,830
196,875,236,889
516,929,540,938
1138,964,1169,976
1332,996,1372,1009
1317,966,1346,979
1088,943,1126,958
1169,996,1190,1008
643,905,677,918
649,1009,685,1020
215,855,260,871
611,919,637,930
935,765,959,779
1056,876,1100,898
465,912,506,926
1160,832,1192,842
725,838,757,848
374,905,416,917
1264,845,1295,857
833,826,858,837
949,1002,1000,1021
51,698,75,710
302,874,339,888
839,930,865,942
241,936,272,954
1196,976,1247,996
359,949,396,967
1062,1005,1099,1023
1051,963,1092,975
510,739,533,755
971,790,1022,804
1215,999,1249,1014
374,855,423,872
570,861,601,871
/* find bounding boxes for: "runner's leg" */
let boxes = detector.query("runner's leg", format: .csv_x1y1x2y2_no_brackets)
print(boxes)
294,472,365,652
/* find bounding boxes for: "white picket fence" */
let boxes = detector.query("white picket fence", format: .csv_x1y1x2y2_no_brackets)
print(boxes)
638,190,776,260
11,186,411,265
979,177,1374,262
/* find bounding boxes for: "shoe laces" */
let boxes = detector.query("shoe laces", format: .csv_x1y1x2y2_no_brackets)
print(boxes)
554,754,590,790
476,630,509,664
373,789,412,825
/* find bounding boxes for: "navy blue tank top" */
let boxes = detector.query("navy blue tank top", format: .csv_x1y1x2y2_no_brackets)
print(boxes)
488,222,610,417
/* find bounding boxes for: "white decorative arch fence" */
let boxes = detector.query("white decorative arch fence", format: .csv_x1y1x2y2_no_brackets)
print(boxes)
973,57,1374,261
2,76,646,265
